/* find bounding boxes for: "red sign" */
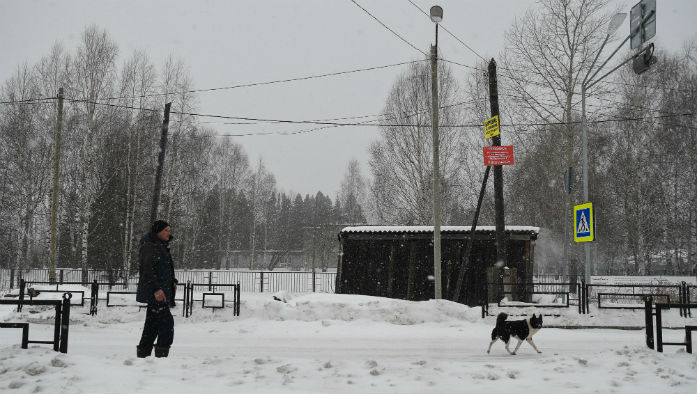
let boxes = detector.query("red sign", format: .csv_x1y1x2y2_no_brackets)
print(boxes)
483,145,514,166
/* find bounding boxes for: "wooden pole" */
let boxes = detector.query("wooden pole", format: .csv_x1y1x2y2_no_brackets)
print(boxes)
150,102,171,223
488,59,507,268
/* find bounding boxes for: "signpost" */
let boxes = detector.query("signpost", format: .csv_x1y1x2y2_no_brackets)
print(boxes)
574,202,595,243
483,146,514,166
484,115,500,139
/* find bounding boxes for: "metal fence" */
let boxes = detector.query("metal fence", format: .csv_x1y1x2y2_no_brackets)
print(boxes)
0,268,336,294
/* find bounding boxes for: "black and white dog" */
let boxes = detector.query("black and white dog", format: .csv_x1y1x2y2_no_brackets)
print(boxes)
487,313,543,355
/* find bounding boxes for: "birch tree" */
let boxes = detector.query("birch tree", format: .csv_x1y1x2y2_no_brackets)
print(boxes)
71,24,118,279
0,64,52,270
117,50,157,275
368,57,463,224
247,158,276,269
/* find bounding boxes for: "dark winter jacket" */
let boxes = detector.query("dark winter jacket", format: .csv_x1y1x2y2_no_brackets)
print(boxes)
136,232,177,304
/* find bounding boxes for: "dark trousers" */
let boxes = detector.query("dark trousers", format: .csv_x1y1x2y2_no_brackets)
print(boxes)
138,303,174,347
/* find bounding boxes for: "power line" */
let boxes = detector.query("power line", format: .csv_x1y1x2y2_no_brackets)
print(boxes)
349,0,427,57
0,97,57,105
96,60,428,102
439,58,485,72
6,95,694,135
210,100,482,136
503,112,696,130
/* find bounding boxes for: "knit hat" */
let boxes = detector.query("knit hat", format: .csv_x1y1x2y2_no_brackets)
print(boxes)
151,220,170,234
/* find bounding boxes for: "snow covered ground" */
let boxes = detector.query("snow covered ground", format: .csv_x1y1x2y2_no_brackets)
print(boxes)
0,288,696,394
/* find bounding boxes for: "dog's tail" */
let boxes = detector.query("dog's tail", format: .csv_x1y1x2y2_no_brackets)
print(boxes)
496,313,508,327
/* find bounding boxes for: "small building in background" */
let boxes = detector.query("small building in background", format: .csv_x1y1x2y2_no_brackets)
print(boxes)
335,226,539,306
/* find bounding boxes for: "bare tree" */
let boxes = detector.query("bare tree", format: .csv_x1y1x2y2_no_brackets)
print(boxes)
211,139,250,268
368,57,463,224
71,24,119,278
339,158,368,223
0,63,52,270
248,158,276,269
118,50,157,275
500,0,613,276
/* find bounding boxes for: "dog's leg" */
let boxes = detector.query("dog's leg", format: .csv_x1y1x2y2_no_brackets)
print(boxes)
526,338,542,353
487,338,497,354
504,339,513,354
511,339,524,355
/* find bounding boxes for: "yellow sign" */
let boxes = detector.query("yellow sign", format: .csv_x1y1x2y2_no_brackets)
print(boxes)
574,202,594,242
484,115,500,139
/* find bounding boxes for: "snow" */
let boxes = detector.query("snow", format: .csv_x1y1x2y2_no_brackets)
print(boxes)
0,289,696,394
340,225,540,233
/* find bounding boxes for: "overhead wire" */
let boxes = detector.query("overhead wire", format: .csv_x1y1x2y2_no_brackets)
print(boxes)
212,99,483,136
348,0,428,57
0,97,57,105
94,60,428,102
1,95,693,137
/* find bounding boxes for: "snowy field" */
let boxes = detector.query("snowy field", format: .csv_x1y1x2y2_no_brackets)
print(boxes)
0,288,696,394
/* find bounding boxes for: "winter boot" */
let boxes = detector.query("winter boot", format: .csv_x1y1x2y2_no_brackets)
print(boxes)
154,345,170,358
136,344,153,358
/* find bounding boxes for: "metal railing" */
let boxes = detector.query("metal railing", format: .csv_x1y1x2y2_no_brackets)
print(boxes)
2,268,336,294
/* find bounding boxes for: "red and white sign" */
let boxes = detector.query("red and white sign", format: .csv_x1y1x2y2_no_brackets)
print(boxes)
483,145,514,166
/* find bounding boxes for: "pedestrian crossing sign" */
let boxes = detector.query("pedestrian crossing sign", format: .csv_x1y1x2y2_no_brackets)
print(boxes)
574,202,594,242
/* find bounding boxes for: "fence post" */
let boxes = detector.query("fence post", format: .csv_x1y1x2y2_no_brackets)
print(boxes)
655,303,663,352
312,269,316,293
260,272,264,293
681,281,690,317
10,269,14,289
18,279,26,312
234,282,241,317
90,280,98,316
183,280,193,318
685,326,694,353
644,297,654,349
21,324,28,349
53,302,61,351
59,293,71,353
208,271,213,291
577,282,581,314
59,269,64,284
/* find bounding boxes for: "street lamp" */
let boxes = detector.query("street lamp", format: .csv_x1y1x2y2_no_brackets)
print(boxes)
580,13,626,285
430,5,442,299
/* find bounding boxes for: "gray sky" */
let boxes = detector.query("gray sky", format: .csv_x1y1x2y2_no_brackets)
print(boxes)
0,0,696,198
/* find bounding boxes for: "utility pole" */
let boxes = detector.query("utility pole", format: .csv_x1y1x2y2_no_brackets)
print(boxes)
430,23,442,299
150,102,171,224
452,165,491,302
48,88,64,283
488,59,507,266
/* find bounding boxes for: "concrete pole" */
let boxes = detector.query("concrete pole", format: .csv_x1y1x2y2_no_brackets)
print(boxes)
431,24,442,299
49,88,64,283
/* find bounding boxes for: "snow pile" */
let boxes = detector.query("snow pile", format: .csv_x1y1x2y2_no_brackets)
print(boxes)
254,293,482,324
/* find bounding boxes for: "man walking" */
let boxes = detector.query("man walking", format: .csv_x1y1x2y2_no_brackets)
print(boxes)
136,220,178,358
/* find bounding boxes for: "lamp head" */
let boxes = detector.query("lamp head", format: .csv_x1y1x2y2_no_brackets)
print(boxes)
607,13,626,35
430,6,443,23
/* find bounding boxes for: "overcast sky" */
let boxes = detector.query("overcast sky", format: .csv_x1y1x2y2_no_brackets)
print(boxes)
0,0,696,198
